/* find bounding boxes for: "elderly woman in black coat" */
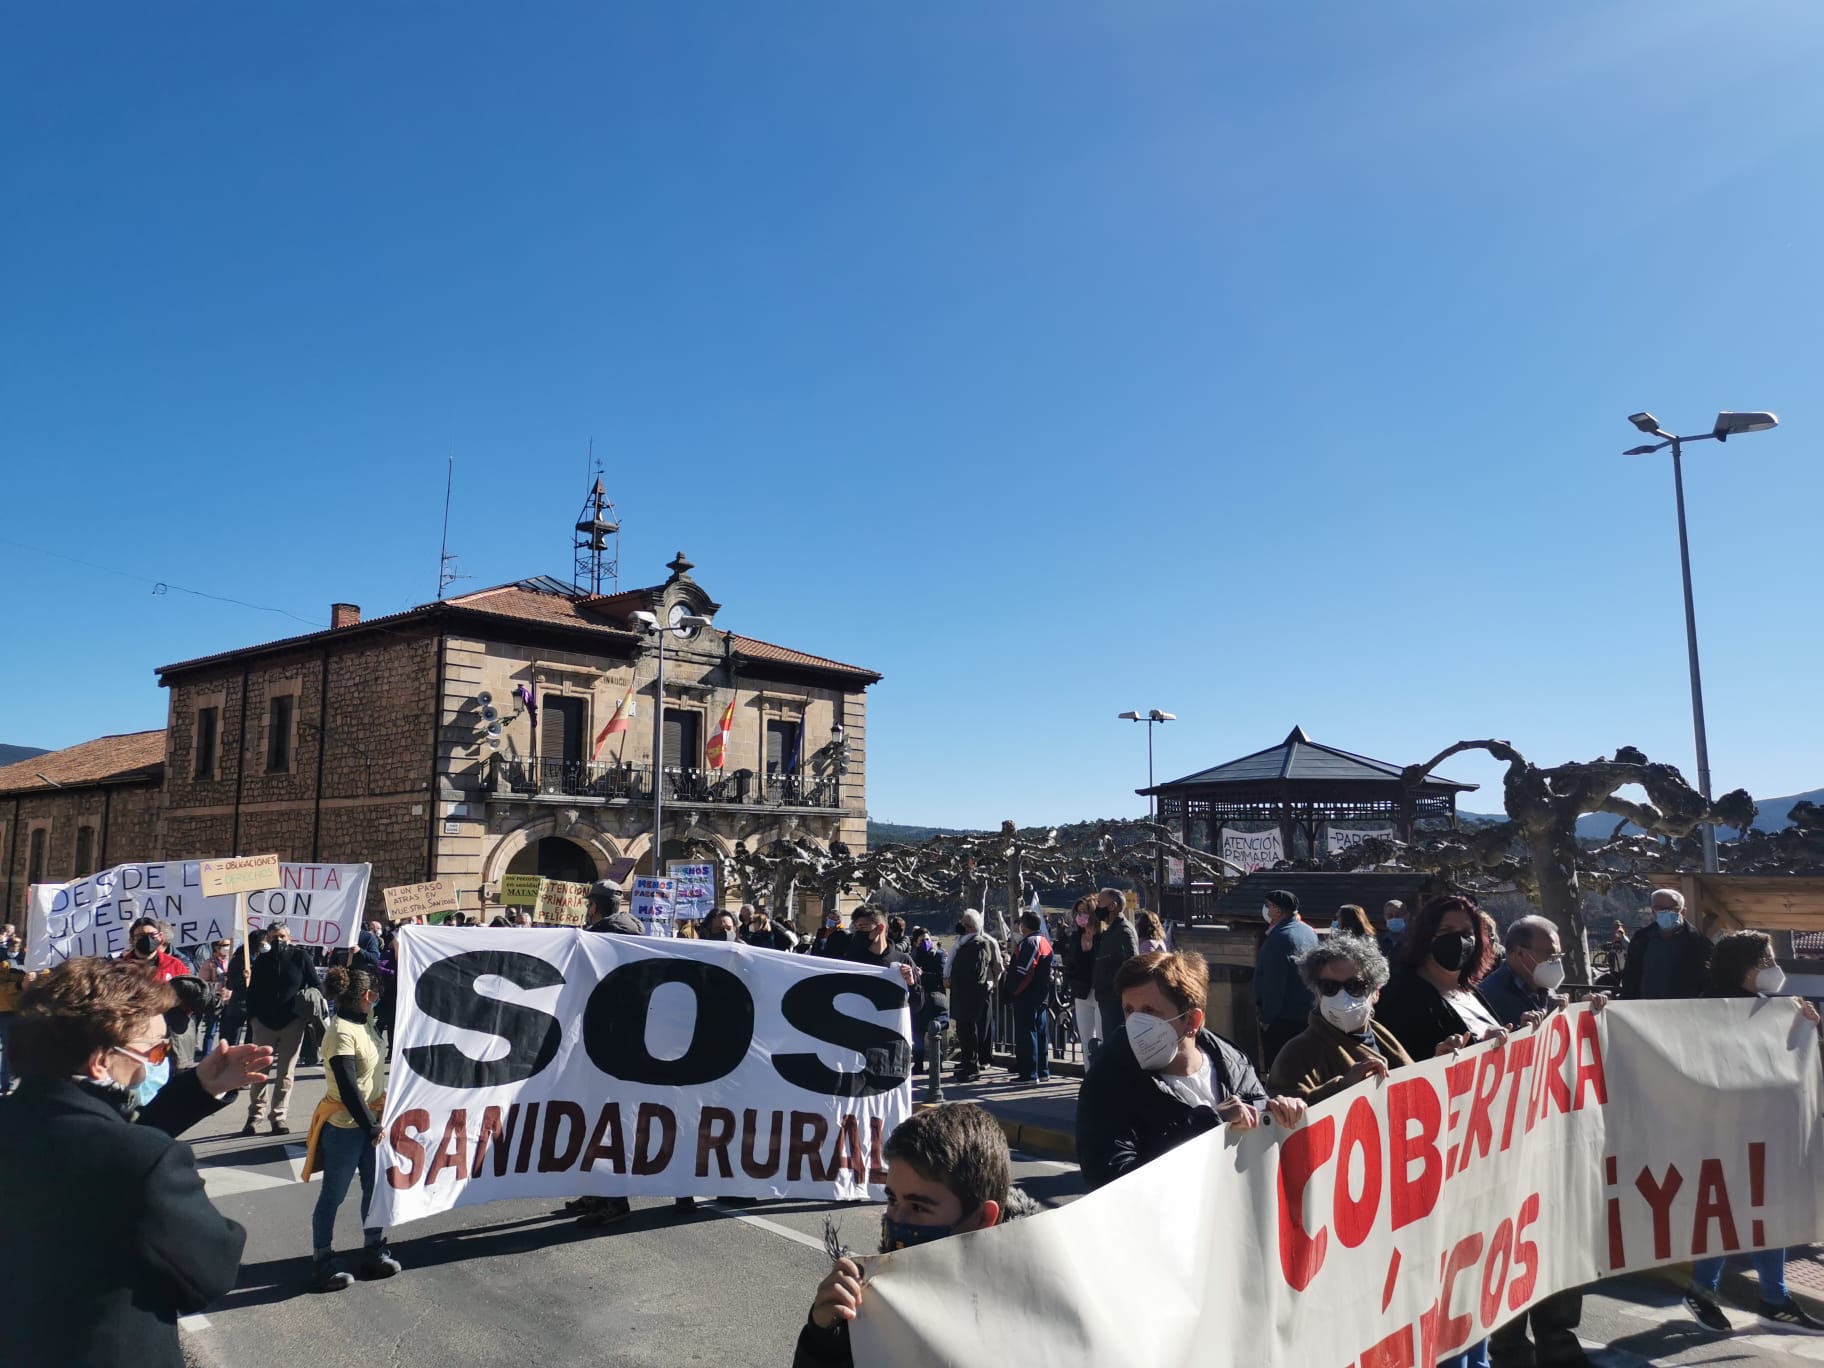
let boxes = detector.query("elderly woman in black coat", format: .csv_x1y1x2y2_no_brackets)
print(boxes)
0,957,272,1368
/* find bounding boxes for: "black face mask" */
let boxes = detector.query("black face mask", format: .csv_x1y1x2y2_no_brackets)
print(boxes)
1430,932,1475,973
954,923,966,935
134,935,159,958
702,929,732,942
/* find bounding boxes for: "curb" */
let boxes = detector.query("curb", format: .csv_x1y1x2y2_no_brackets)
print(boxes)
911,1103,1077,1161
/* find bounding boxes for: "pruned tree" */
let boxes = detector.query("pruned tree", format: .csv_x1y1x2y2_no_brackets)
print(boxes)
1398,741,1754,983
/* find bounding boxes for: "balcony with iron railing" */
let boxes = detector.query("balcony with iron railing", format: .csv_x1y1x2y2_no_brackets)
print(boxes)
481,754,842,810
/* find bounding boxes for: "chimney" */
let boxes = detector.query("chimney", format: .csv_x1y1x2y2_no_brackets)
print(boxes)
331,603,361,629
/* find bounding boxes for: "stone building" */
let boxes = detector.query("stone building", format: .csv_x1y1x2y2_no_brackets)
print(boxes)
1,554,880,930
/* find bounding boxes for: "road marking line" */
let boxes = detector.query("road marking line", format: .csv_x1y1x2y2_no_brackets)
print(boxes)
179,1314,212,1333
1014,1153,1076,1172
199,1166,296,1198
703,1202,834,1252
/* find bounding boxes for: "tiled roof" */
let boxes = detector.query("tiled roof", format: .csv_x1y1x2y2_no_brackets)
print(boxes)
443,584,639,636
1152,726,1474,793
0,730,167,795
730,636,880,681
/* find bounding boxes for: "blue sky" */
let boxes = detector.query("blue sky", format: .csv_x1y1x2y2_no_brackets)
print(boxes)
3,2,1820,829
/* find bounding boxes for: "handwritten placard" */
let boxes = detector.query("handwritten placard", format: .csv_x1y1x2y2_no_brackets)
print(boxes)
383,879,460,921
199,854,282,897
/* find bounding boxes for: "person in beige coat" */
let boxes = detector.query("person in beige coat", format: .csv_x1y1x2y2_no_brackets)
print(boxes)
1267,933,1413,1104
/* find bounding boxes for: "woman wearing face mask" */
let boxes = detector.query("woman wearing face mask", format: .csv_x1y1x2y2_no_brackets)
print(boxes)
301,965,400,1292
1076,950,1306,1191
1681,931,1824,1335
1334,905,1375,940
0,957,271,1368
1267,935,1414,1103
1136,910,1169,955
1374,895,1506,1062
1060,895,1102,1054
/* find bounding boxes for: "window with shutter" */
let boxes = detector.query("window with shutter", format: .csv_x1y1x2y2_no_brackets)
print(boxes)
765,720,800,775
663,709,700,769
194,706,220,780
267,694,295,772
542,697,585,765
27,828,47,886
74,825,95,877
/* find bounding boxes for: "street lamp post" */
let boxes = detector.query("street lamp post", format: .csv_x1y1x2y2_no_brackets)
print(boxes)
1623,410,1779,874
631,610,714,882
1118,709,1177,910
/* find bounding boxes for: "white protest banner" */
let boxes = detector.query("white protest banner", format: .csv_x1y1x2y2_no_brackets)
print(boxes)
1166,857,1186,887
668,861,717,921
631,875,677,937
1221,827,1284,873
384,879,460,922
854,1000,1824,1367
26,860,373,968
369,928,914,1226
1326,825,1397,857
535,878,592,927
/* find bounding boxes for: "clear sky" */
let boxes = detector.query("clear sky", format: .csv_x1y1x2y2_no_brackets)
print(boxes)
3,2,1820,830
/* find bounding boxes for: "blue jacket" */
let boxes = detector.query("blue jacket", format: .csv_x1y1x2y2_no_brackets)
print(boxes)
1478,961,1548,1029
1255,917,1320,1026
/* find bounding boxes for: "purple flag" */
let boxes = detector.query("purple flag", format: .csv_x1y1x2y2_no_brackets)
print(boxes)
515,682,537,724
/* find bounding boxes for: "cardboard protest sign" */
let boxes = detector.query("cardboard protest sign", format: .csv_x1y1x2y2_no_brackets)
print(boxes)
668,862,717,921
500,874,545,907
631,876,676,937
534,879,591,927
200,854,281,897
853,1000,1824,1367
26,860,373,967
384,879,460,921
368,928,914,1226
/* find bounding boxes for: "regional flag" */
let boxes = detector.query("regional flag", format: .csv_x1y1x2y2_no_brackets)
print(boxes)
592,687,636,760
706,696,736,769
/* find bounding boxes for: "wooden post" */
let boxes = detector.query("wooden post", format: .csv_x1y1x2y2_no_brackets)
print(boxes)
236,891,250,982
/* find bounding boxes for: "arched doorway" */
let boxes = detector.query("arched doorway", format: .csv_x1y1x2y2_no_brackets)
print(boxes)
506,836,599,885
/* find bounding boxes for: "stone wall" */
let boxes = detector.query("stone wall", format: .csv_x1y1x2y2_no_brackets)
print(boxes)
0,782,162,923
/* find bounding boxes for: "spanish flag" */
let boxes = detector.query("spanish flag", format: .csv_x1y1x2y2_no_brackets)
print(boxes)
592,686,636,759
706,696,736,769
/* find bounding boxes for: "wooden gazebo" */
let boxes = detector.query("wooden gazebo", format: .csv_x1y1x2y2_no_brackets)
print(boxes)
1144,725,1475,923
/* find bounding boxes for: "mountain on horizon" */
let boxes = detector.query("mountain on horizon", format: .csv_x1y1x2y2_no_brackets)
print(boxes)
1462,787,1822,840
0,742,50,768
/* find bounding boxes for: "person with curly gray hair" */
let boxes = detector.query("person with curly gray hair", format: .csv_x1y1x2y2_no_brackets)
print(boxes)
1266,933,1414,1104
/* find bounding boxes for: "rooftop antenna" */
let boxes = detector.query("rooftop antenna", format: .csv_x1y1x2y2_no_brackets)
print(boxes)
438,453,467,598
572,443,621,596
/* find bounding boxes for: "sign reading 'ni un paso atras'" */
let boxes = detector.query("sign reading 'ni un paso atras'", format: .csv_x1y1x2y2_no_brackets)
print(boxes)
384,879,460,921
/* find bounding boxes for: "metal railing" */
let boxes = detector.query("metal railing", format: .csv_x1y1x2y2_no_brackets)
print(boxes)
484,755,840,808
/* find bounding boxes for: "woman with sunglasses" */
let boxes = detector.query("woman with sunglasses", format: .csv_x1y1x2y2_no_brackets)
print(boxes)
0,956,273,1368
1375,894,1506,1062
1267,933,1414,1103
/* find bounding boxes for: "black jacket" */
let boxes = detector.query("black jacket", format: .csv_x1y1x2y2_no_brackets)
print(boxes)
0,1071,246,1368
841,940,925,1017
587,909,645,936
1620,923,1712,1001
1076,1025,1269,1191
1061,926,1100,997
246,942,315,1031
1090,914,1140,1022
1374,969,1497,1062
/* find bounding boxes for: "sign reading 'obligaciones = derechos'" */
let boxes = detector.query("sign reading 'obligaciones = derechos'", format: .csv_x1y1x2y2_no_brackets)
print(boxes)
368,929,914,1227
199,854,282,897
25,860,373,968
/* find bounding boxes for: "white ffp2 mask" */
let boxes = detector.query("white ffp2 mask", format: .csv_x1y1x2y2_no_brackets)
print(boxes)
1127,1010,1188,1071
1319,992,1372,1034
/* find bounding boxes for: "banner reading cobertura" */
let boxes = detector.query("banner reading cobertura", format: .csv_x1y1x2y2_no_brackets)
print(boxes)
370,928,913,1226
854,999,1824,1367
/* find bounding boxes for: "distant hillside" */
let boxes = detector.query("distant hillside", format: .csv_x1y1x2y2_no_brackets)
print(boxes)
869,821,988,846
0,743,50,767
1463,787,1822,840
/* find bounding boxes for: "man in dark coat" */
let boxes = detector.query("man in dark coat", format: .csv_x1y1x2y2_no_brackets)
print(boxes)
1620,889,1711,1001
1255,888,1320,1068
1089,887,1140,1050
0,957,271,1368
944,909,997,1083
242,921,317,1134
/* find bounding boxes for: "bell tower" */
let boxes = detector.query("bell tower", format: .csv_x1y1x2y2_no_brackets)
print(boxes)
572,463,621,596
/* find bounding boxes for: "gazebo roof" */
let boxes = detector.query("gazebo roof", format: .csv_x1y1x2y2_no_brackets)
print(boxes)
1144,726,1475,796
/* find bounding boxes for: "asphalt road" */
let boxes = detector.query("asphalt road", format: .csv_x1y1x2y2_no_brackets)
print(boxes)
178,1067,1824,1368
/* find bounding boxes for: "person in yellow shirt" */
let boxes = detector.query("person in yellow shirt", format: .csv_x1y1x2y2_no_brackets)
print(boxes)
302,966,398,1293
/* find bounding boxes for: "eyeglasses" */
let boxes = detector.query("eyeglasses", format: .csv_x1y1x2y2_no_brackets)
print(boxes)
114,1038,172,1067
1316,977,1370,998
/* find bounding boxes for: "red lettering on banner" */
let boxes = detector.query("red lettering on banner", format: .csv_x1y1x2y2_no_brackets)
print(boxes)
741,1108,784,1179
869,1115,889,1185
1479,1217,1514,1328
631,1102,677,1175
1537,1015,1573,1123
1455,1047,1507,1175
1437,1232,1484,1353
1498,1033,1535,1152
1572,1010,1608,1109
1388,1078,1443,1231
698,1106,736,1179
1442,1058,1477,1176
1416,1296,1443,1368
1358,1324,1417,1368
1605,1154,1626,1270
425,1108,470,1185
472,1104,518,1179
386,1108,430,1188
515,1101,541,1173
1336,1098,1383,1250
788,1111,835,1182
1634,1164,1686,1261
829,1114,869,1184
539,1100,586,1172
1507,1192,1541,1308
1691,1158,1740,1256
581,1102,626,1173
1277,1114,1336,1289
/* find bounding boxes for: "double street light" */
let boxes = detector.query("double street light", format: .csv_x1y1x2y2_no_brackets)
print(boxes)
1622,409,1779,874
631,609,715,876
1118,709,1177,824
